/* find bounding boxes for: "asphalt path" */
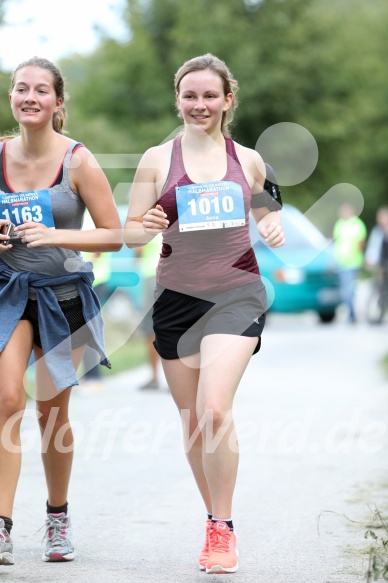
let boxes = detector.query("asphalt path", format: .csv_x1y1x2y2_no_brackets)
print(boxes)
3,309,388,583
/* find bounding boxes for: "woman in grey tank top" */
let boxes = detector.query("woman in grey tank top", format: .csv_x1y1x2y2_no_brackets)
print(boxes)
0,57,122,566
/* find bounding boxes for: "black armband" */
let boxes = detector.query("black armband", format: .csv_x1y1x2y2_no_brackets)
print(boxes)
251,162,283,211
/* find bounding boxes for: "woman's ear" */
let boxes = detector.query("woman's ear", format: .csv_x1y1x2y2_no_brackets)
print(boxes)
55,97,63,112
223,92,233,112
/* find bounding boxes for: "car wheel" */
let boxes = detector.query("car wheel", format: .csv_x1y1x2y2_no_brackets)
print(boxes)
318,310,336,323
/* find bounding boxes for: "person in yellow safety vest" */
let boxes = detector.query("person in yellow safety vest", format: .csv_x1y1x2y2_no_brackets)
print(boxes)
333,203,367,323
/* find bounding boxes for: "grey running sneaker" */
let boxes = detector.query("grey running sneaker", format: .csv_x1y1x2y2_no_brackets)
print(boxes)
0,518,14,565
42,513,75,562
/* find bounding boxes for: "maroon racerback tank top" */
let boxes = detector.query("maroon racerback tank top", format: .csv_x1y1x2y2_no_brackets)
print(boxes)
156,136,260,293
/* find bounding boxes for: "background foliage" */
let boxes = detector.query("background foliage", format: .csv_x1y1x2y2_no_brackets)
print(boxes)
0,0,387,228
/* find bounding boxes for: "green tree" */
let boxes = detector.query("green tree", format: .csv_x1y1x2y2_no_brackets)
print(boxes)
0,1,18,136
119,0,388,225
0,0,6,23
2,0,386,226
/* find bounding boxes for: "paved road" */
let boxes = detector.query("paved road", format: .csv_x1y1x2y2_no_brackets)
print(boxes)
4,311,388,582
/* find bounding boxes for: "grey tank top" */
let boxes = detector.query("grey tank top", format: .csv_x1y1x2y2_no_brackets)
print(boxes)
0,141,88,299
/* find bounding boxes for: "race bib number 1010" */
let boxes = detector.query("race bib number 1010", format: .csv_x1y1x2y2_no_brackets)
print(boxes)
176,181,246,232
0,189,55,228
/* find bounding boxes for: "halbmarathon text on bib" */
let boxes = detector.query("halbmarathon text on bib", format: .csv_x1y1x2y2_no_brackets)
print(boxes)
0,189,55,228
176,181,246,232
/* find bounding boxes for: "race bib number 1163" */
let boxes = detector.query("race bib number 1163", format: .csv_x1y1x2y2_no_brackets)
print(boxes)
0,189,55,228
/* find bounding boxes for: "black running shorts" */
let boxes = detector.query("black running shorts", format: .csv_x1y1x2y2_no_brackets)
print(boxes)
152,280,267,360
21,295,89,349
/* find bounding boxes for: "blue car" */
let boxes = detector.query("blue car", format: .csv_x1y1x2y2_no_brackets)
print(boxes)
103,206,142,319
252,204,341,322
106,204,341,323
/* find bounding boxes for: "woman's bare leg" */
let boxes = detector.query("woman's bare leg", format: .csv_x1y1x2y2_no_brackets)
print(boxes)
34,345,85,507
0,321,33,517
196,334,257,518
162,354,212,513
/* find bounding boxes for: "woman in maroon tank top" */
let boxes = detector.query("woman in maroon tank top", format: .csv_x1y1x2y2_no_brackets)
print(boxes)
125,53,285,574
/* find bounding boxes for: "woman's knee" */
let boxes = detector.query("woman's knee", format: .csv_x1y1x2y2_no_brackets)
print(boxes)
0,388,26,420
196,402,233,433
36,403,69,433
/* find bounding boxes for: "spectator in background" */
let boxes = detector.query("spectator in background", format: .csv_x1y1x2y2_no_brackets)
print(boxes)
80,251,111,391
136,234,162,389
333,203,367,323
364,206,388,271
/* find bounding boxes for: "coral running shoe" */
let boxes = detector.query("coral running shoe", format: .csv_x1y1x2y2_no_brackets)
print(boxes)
206,521,238,574
42,513,75,562
198,519,213,570
0,519,14,565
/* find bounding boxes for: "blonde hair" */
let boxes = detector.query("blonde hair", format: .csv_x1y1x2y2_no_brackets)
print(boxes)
9,56,67,135
174,53,239,136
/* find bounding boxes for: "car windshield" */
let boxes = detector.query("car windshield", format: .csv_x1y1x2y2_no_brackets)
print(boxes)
281,205,329,248
250,204,334,267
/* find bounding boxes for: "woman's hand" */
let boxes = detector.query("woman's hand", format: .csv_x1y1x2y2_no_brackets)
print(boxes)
142,204,169,235
14,221,56,248
0,219,13,251
258,212,286,248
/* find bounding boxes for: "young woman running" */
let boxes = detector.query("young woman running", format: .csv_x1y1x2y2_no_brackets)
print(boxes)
0,57,122,565
124,53,285,574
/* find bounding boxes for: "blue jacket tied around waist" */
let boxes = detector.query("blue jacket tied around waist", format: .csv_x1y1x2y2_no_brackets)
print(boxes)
0,259,111,391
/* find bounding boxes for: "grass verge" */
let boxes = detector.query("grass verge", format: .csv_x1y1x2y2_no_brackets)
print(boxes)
382,354,388,379
318,506,388,582
101,337,147,377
